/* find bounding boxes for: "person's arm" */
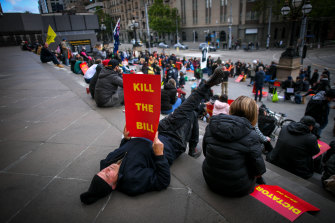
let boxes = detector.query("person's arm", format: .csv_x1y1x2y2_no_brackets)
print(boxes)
111,73,124,87
255,125,269,143
308,136,320,156
247,141,266,177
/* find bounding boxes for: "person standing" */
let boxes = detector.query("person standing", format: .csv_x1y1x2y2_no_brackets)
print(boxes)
220,65,230,96
254,66,265,102
60,38,70,66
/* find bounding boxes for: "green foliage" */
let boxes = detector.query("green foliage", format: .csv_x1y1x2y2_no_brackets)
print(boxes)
148,0,180,35
95,7,114,33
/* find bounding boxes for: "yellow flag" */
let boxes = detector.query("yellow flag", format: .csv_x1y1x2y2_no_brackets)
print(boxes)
46,25,57,44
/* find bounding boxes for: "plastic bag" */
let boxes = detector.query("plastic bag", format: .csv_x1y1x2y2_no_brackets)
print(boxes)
272,89,279,102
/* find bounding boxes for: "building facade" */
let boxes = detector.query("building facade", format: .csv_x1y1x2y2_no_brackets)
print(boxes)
38,0,65,14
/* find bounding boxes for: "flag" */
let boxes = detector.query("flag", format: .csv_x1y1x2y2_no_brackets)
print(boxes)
46,25,57,44
113,18,120,54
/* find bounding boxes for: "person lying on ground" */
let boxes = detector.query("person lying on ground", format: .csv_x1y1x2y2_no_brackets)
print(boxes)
80,71,225,204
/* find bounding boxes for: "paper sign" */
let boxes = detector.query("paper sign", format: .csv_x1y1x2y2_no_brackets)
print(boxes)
123,74,161,141
80,62,88,74
251,185,319,222
287,88,294,93
235,75,244,82
313,140,331,159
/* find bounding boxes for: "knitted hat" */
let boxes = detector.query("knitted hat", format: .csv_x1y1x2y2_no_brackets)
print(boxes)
80,175,112,205
300,116,316,127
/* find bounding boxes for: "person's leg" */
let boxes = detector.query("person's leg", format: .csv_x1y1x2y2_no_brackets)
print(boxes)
102,87,124,107
259,87,263,101
221,82,224,95
224,82,228,96
255,88,259,101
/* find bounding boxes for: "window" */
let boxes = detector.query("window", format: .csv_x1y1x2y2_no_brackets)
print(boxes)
205,0,212,24
181,0,186,25
220,0,224,23
192,0,198,25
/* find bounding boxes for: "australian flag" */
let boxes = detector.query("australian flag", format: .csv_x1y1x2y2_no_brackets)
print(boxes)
113,18,120,54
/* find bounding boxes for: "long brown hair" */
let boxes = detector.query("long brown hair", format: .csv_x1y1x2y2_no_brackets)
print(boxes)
229,96,258,126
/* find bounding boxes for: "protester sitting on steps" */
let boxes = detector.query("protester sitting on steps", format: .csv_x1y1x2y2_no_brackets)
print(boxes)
202,95,266,197
40,43,64,68
94,59,124,107
321,141,335,195
84,59,101,84
74,56,84,74
80,71,225,204
266,116,320,179
88,62,104,99
212,94,229,116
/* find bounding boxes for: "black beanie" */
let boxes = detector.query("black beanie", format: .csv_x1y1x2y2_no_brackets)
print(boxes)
108,59,119,69
80,175,112,205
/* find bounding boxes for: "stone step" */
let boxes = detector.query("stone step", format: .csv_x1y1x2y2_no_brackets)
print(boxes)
171,154,335,223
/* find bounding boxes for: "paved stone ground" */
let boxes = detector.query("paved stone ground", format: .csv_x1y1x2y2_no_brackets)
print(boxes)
0,47,334,223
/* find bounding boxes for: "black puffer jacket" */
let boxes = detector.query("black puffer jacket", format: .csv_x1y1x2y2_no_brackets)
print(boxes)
202,114,266,196
267,122,320,179
89,64,103,99
94,67,123,107
161,82,177,111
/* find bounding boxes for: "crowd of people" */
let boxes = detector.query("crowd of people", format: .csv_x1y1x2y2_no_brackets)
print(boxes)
21,39,335,203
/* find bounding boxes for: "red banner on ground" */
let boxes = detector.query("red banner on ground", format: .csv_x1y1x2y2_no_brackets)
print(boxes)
251,185,319,222
313,140,331,159
123,74,161,141
80,62,89,74
235,75,244,82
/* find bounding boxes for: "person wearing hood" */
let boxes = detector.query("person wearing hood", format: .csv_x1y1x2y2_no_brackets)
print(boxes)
202,96,266,197
305,89,335,135
267,116,320,179
94,59,124,107
161,79,181,114
212,94,229,116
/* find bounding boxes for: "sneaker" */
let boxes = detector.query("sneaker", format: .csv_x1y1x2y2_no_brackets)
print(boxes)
206,68,224,87
56,64,64,68
188,146,202,158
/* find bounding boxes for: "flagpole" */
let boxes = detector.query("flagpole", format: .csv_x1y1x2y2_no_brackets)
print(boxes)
113,18,120,37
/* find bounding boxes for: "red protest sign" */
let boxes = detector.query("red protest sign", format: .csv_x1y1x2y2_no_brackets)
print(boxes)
313,140,331,159
123,74,161,141
251,185,319,222
80,62,89,74
235,74,244,82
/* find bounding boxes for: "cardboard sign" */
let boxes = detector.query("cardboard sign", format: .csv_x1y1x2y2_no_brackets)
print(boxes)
80,62,88,74
251,185,319,222
313,140,331,159
123,74,161,141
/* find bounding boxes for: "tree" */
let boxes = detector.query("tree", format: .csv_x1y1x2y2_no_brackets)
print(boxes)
95,7,115,42
148,0,180,39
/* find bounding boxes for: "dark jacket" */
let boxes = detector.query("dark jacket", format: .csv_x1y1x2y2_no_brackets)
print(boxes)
267,122,320,179
40,47,54,63
94,67,123,107
202,114,266,196
89,64,103,99
161,82,177,111
258,115,276,137
254,70,265,88
92,48,106,60
100,138,170,196
305,91,330,128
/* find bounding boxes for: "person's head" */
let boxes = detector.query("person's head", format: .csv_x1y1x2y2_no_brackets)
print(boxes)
108,59,119,70
229,96,258,126
287,76,292,81
258,66,263,71
62,38,66,41
325,89,335,101
314,69,318,72
43,42,49,48
180,71,184,76
300,116,316,131
78,56,83,61
219,94,228,103
258,106,267,117
168,78,176,88
95,59,102,64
